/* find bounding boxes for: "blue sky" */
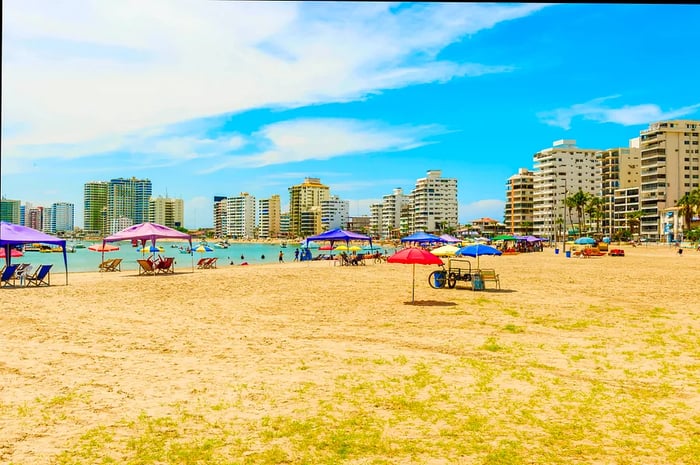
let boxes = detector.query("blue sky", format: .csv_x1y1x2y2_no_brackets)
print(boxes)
3,2,700,229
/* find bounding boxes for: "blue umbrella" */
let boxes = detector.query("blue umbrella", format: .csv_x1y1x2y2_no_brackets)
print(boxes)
574,237,596,245
456,243,502,268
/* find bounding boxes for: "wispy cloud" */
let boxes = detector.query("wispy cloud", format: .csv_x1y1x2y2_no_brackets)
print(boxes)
538,96,700,130
2,1,549,162
200,118,449,172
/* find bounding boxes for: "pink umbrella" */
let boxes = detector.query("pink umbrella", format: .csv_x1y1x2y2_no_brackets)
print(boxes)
387,247,444,304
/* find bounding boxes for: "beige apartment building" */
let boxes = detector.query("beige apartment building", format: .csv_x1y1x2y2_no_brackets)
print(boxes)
258,194,281,239
532,140,600,241
149,196,184,229
288,177,330,237
598,139,640,237
639,120,700,241
504,168,534,236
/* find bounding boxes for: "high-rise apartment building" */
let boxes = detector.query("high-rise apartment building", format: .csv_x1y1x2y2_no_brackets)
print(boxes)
213,196,228,238
149,196,184,229
213,193,256,239
258,195,281,239
412,170,458,233
321,195,349,230
380,188,409,239
84,181,109,236
107,177,152,233
288,177,330,237
0,197,21,224
639,120,700,241
226,192,256,239
51,202,75,233
597,139,641,237
369,203,383,238
532,140,600,240
27,206,45,231
84,178,152,235
504,168,534,236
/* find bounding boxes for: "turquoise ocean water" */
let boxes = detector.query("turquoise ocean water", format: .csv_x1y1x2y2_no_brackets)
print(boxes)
13,242,396,273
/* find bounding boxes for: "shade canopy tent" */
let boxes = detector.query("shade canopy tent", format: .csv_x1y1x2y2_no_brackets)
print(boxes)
0,221,69,284
305,228,373,250
400,231,445,245
438,233,462,244
103,222,192,270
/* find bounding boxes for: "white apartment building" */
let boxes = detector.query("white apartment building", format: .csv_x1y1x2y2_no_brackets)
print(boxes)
369,203,383,238
613,186,640,234
380,188,409,239
51,202,75,233
225,193,256,239
321,195,349,230
412,170,458,233
639,120,700,241
258,195,281,239
532,140,601,240
504,168,534,236
149,196,184,229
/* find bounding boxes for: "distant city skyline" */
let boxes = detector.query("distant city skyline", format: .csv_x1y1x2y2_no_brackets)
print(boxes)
3,2,700,228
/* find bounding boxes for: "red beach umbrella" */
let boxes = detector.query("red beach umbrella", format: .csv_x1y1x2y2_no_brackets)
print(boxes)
88,244,120,252
387,247,444,304
0,248,23,258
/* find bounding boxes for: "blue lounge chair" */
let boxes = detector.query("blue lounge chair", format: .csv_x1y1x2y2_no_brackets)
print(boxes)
1,264,20,287
25,264,53,286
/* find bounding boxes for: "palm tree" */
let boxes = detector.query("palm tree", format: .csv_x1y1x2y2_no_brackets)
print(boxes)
565,190,590,237
626,210,644,237
585,196,605,234
676,188,700,231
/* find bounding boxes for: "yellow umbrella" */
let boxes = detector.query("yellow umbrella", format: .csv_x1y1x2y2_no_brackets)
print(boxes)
430,245,460,257
334,245,349,251
348,245,363,252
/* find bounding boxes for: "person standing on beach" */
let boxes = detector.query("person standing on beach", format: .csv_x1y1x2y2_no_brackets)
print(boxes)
294,248,299,261
279,250,284,263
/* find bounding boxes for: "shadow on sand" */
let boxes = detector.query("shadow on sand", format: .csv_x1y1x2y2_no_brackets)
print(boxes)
404,300,457,307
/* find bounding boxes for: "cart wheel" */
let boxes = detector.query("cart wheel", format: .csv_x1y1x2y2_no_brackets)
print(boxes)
428,270,446,289
447,273,457,289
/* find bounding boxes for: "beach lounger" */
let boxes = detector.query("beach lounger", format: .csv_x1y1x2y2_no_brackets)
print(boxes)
106,258,122,271
196,258,208,269
1,264,20,287
25,264,53,287
98,258,122,272
155,257,174,274
201,257,218,269
137,259,156,275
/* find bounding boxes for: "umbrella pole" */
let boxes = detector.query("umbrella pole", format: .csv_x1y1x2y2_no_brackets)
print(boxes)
412,263,415,304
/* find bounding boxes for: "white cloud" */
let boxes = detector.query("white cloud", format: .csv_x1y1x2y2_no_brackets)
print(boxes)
200,118,447,172
538,96,700,130
459,199,505,224
2,1,548,161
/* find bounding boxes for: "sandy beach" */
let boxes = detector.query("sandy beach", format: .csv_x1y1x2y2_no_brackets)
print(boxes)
2,245,699,464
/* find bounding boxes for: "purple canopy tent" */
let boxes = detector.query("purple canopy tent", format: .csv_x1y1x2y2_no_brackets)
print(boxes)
438,233,462,244
103,222,193,271
401,231,446,245
305,228,373,251
0,221,69,285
